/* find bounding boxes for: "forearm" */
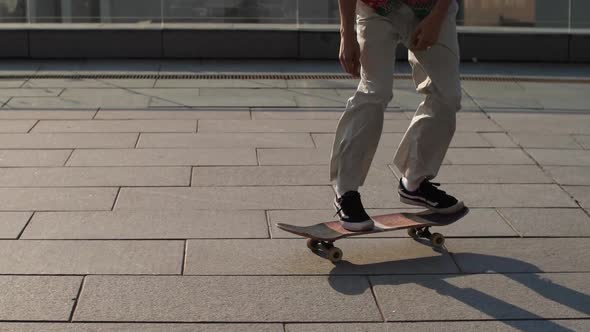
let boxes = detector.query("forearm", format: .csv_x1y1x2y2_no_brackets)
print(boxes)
339,0,357,36
430,0,452,19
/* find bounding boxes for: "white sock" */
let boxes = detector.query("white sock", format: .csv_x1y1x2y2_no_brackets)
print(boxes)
402,177,420,192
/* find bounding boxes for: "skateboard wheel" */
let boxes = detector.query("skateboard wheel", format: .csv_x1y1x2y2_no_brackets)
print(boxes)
430,233,445,247
326,247,343,263
322,241,334,249
307,239,320,251
407,228,418,239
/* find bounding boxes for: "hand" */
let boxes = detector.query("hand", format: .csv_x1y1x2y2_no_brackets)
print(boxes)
410,13,445,51
339,33,361,78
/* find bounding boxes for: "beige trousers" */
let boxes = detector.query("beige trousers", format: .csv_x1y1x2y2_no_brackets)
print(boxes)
330,0,461,193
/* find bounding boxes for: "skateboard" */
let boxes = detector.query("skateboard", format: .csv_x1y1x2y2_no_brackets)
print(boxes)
277,207,469,263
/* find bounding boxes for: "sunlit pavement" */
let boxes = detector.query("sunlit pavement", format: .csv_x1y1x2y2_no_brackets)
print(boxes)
0,60,589,331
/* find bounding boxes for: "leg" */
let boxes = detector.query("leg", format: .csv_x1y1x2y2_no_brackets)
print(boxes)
393,1,461,186
330,3,399,195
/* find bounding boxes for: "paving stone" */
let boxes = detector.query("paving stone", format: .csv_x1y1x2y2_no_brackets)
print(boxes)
0,120,37,133
116,186,335,210
184,239,458,275
0,110,96,119
138,133,314,148
258,148,330,165
0,88,63,97
509,133,583,149
357,185,405,208
415,165,552,184
441,184,576,208
23,79,113,88
0,133,138,149
22,210,268,239
451,238,590,273
480,133,518,148
0,167,190,187
575,135,590,150
95,109,250,120
198,119,338,133
0,150,72,166
0,80,25,88
156,79,287,88
312,133,491,148
0,240,183,274
544,166,590,185
436,208,518,237
257,147,399,166
59,89,152,108
527,149,590,166
312,133,404,148
564,186,590,208
455,118,503,132
445,148,535,165
520,82,590,110
295,95,347,107
286,320,590,332
67,148,256,167
134,88,297,107
74,275,381,322
32,120,197,133
252,108,408,120
498,208,590,237
462,81,543,109
269,208,516,238
0,276,82,321
0,212,32,239
6,97,101,109
200,88,335,98
0,188,117,211
192,165,329,186
491,113,590,134
0,323,283,332
287,79,359,89
371,273,590,321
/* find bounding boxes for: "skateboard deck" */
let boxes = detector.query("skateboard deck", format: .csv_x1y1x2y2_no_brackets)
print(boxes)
277,207,469,262
277,208,468,241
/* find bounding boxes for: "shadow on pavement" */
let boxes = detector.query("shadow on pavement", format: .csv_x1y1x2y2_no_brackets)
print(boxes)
328,254,590,332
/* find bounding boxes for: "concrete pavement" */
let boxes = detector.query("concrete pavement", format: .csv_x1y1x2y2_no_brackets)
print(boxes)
0,60,589,331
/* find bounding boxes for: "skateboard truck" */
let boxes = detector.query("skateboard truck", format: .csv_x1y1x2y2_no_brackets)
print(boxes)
306,239,343,263
407,227,445,247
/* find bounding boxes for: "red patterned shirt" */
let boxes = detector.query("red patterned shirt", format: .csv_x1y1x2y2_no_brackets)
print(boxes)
362,0,437,18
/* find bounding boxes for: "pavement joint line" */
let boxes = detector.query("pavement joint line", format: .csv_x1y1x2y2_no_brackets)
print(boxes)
195,119,199,133
265,210,272,239
110,187,122,211
25,120,39,133
367,276,387,322
68,275,86,322
494,208,523,238
133,133,141,148
62,149,75,166
0,272,588,277
14,212,34,240
181,240,187,276
14,235,590,241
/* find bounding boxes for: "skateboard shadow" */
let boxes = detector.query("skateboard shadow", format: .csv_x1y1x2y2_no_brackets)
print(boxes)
328,254,589,332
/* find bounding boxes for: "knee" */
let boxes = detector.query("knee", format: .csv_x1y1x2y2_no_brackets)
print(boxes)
352,86,393,107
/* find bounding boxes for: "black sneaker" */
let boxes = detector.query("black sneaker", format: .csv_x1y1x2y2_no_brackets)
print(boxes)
398,179,464,214
334,191,374,232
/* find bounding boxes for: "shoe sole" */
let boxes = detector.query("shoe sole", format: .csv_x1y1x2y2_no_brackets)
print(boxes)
333,200,375,232
399,195,465,214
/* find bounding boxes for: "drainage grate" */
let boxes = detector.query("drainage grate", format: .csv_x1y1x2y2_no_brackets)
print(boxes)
0,73,588,83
